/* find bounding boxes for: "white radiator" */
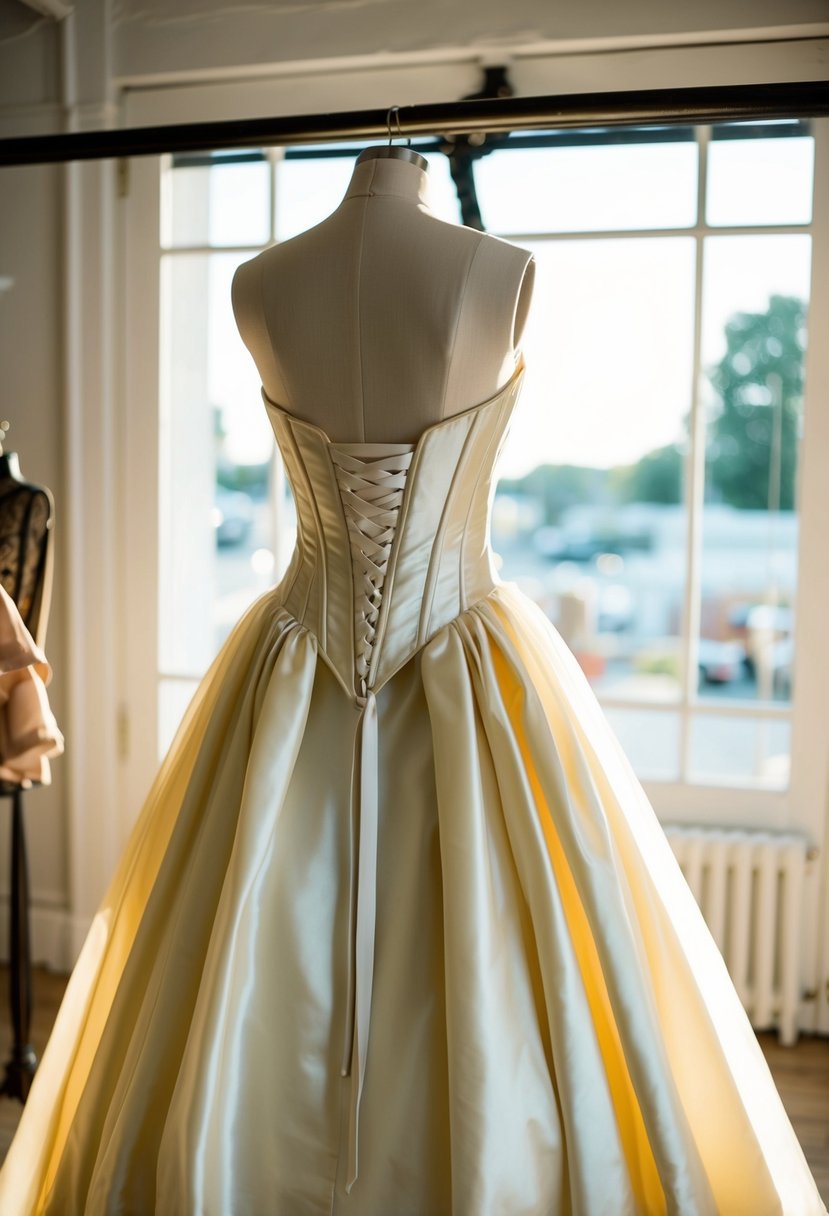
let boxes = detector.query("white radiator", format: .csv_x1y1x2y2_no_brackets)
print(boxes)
662,825,810,1045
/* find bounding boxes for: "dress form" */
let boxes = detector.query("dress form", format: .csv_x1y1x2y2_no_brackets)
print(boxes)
232,148,535,1190
231,148,535,443
0,443,55,652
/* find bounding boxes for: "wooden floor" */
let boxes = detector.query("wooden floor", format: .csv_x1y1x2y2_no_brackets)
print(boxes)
0,965,827,1202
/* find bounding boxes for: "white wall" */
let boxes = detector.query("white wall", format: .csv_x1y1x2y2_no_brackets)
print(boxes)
112,0,829,86
2,0,829,111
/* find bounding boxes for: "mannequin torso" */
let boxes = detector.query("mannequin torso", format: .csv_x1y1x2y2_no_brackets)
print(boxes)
0,454,54,652
231,153,535,443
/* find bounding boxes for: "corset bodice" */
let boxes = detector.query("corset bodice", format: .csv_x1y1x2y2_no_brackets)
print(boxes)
262,355,526,705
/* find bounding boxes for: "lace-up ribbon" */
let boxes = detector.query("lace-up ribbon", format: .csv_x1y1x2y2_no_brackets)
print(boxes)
329,444,413,1193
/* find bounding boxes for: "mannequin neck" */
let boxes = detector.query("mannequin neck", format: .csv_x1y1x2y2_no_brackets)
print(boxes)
341,152,433,210
0,451,23,483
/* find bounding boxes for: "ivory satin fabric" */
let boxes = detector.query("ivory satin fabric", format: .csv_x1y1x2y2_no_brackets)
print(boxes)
0,359,825,1215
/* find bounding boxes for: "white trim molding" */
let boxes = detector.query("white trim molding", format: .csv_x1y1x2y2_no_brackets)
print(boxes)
0,898,74,975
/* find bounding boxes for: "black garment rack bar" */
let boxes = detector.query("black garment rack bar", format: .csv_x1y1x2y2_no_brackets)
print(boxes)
0,79,827,167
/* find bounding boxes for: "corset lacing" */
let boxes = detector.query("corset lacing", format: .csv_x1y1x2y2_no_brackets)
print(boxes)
329,444,414,1193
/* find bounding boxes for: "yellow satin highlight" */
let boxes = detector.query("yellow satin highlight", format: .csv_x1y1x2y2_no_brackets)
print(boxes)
44,597,285,1208
487,631,667,1215
480,585,826,1215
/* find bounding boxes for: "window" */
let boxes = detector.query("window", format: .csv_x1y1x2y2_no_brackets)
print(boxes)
157,120,814,791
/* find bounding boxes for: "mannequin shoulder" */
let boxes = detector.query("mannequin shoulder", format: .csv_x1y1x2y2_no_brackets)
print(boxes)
467,230,536,311
476,230,536,280
230,251,263,319
230,222,323,312
231,249,285,338
420,216,535,288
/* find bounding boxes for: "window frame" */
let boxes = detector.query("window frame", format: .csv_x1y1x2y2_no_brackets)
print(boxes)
148,122,814,809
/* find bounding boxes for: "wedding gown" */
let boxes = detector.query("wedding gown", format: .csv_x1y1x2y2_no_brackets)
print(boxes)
0,348,825,1216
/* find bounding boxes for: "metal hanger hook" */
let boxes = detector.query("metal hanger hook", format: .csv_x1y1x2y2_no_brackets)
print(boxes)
386,105,411,148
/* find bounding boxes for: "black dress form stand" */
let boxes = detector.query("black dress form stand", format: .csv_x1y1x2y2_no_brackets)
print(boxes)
0,428,55,1103
0,781,38,1102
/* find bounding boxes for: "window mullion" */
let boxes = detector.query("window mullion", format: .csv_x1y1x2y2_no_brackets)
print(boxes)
679,124,711,782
